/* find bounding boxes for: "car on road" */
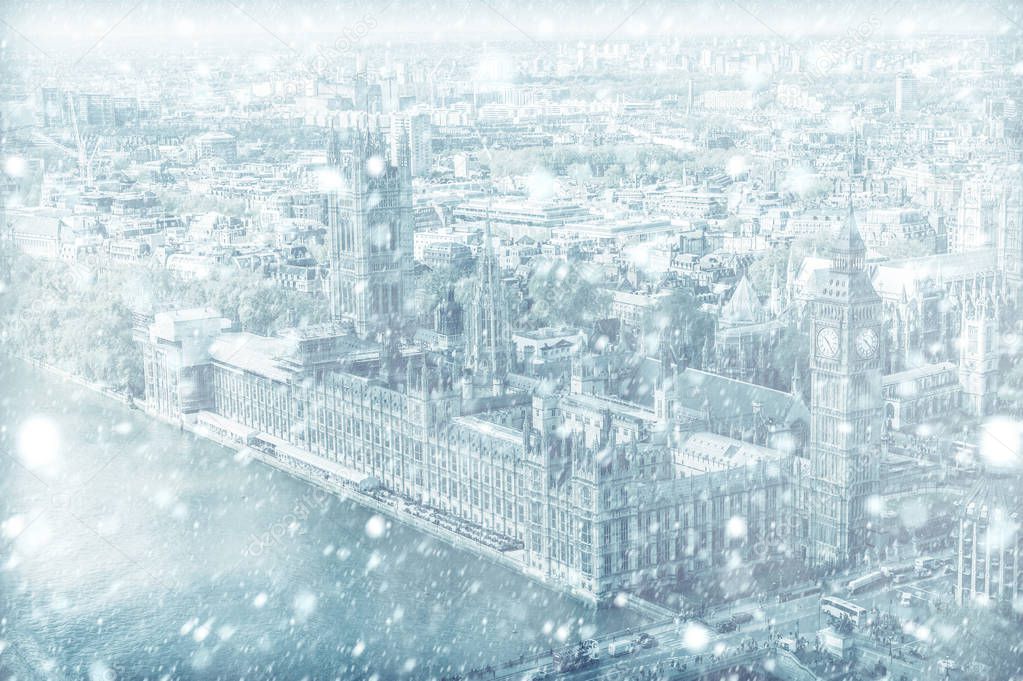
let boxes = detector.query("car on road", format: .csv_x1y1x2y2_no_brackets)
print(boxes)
778,636,799,652
729,612,755,630
635,632,657,648
712,612,752,633
714,618,737,633
607,640,635,657
900,592,912,607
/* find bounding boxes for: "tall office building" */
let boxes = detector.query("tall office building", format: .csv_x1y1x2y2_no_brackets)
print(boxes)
956,473,1022,608
806,200,884,567
325,127,414,337
389,112,433,177
40,87,66,127
73,93,116,127
997,176,1023,291
895,72,918,115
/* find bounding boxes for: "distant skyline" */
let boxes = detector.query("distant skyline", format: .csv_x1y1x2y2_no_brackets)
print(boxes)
1,0,1019,56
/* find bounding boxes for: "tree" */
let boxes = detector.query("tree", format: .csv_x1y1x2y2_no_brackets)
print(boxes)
763,323,809,393
640,288,715,365
63,293,143,393
999,355,1023,415
1,256,143,393
1,254,328,397
238,281,293,335
746,245,789,295
199,267,328,334
415,264,475,318
566,162,593,185
747,235,841,295
526,259,608,328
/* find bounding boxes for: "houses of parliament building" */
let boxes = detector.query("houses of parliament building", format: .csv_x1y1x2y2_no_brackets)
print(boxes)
136,132,1016,605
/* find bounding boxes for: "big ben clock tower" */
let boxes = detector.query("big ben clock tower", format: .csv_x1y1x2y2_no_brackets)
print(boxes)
807,199,884,568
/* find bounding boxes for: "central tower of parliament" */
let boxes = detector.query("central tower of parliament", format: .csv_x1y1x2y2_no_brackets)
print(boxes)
325,127,414,337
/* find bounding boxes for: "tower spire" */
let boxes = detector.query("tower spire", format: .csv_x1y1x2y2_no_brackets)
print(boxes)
847,129,857,212
465,203,510,394
791,360,803,399
770,265,782,317
832,134,866,273
327,119,341,167
702,333,714,370
658,325,676,381
785,246,797,302
484,210,499,382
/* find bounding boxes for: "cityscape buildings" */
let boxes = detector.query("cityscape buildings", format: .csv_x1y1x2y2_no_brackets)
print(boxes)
2,9,1023,678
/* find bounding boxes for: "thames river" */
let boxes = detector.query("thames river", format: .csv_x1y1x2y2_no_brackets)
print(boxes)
0,362,642,680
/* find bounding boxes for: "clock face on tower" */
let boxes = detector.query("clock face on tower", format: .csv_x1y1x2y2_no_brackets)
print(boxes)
855,328,879,359
816,327,840,358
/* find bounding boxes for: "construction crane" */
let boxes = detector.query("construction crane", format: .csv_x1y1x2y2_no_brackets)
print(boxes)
31,91,104,188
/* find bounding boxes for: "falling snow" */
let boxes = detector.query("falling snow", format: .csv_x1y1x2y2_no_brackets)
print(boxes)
2,1,1023,680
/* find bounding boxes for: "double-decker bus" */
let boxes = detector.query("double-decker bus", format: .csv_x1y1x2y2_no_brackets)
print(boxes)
820,596,868,628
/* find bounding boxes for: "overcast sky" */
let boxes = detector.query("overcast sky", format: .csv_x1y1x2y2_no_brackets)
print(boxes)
2,0,1019,53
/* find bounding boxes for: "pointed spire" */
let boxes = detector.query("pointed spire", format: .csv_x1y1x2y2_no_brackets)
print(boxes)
785,246,797,300
326,120,342,166
482,208,495,264
721,273,765,325
483,210,499,377
791,360,804,399
832,140,867,273
658,326,676,382
466,199,509,383
994,274,1004,321
769,265,782,317
851,127,863,176
602,409,615,449
702,333,714,370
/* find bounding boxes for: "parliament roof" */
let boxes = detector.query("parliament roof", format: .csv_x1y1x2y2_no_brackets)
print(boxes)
672,368,808,427
675,431,781,474
720,274,765,325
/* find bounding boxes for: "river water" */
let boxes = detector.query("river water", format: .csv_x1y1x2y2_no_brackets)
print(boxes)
0,361,642,680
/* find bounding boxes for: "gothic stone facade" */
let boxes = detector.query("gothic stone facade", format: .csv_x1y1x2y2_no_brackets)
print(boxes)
139,311,793,602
